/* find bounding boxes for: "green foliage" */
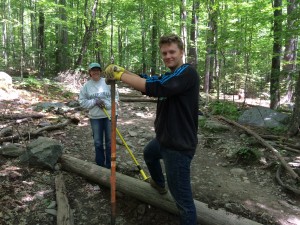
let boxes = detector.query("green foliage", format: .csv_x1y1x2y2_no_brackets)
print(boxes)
208,101,241,120
19,76,43,90
234,147,262,163
267,126,287,135
198,117,207,128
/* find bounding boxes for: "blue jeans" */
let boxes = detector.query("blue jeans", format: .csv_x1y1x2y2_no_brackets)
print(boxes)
90,118,112,169
144,138,197,225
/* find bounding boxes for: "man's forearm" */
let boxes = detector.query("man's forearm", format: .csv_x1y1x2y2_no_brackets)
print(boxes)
120,71,146,92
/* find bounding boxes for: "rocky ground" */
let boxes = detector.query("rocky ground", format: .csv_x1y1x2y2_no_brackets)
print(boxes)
1,80,300,225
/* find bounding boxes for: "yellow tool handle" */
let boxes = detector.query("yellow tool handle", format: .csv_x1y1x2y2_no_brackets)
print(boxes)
102,107,149,181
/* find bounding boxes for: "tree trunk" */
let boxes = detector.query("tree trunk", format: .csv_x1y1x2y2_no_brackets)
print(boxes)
38,10,45,78
140,1,146,74
270,0,282,109
118,26,123,66
180,0,187,63
55,0,69,73
187,0,200,68
75,0,98,67
110,0,114,63
20,0,25,79
288,70,300,136
281,0,298,103
204,0,215,95
151,11,158,75
2,0,8,66
60,155,263,225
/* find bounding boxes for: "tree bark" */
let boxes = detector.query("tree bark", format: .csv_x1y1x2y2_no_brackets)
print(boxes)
187,0,200,68
75,0,98,67
288,70,300,136
55,173,74,225
60,155,263,225
281,0,298,103
204,0,216,95
180,0,187,63
270,0,283,109
55,0,69,73
151,11,158,75
38,10,45,78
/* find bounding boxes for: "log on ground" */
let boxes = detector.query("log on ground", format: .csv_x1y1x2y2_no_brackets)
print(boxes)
55,173,74,225
60,155,262,225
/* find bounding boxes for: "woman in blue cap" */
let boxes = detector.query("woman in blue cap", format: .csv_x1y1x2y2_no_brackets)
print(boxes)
79,62,119,168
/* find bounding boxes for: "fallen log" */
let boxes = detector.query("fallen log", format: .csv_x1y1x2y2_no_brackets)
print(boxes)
0,118,78,144
0,113,45,120
60,155,262,225
120,97,156,103
218,116,300,181
55,173,74,225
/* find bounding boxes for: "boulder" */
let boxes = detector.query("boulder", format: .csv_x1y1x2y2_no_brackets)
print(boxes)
19,137,63,169
238,106,289,128
0,71,13,91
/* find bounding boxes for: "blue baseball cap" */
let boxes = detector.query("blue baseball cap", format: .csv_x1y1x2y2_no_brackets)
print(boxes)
88,62,101,70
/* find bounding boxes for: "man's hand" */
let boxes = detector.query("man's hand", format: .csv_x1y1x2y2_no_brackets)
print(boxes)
104,64,125,80
95,98,105,108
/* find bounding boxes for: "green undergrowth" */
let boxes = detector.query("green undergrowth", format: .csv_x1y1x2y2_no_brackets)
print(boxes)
208,101,241,121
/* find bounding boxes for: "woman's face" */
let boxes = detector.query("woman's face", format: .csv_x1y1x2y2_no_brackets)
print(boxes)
89,68,101,81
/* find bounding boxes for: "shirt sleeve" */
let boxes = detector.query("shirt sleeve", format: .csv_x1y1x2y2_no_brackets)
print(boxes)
79,85,96,109
145,65,195,98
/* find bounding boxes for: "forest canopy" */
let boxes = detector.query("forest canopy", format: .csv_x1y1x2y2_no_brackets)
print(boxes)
0,0,299,109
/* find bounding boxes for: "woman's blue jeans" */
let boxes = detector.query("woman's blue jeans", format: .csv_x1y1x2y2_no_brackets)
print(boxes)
143,138,197,225
90,118,111,169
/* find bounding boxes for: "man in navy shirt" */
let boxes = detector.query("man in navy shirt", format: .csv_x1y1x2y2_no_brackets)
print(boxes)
105,34,199,225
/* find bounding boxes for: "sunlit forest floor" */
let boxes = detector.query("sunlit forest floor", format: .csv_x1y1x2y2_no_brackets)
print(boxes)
1,78,300,225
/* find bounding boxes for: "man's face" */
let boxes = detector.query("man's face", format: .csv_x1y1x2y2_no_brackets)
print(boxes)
160,43,184,71
90,68,101,81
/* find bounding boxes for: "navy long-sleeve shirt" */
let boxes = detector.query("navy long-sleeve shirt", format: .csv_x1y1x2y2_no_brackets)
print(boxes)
144,64,199,154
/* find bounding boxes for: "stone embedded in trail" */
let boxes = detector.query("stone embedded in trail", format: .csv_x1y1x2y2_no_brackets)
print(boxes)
19,137,63,170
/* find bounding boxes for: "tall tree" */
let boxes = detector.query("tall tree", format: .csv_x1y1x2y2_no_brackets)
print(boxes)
20,0,25,79
55,0,69,72
281,0,299,103
180,0,187,63
1,0,8,66
204,0,217,95
270,0,283,109
187,0,200,68
151,11,158,75
288,70,300,136
75,0,99,67
140,1,147,73
38,10,45,77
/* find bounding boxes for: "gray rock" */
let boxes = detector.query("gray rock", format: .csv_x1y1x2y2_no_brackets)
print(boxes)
0,72,13,90
19,137,63,170
33,102,71,112
238,106,289,128
230,168,247,177
0,144,25,157
45,209,57,216
0,127,13,137
128,130,138,137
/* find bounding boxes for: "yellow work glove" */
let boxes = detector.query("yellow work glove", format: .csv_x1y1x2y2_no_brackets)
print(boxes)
104,64,125,80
